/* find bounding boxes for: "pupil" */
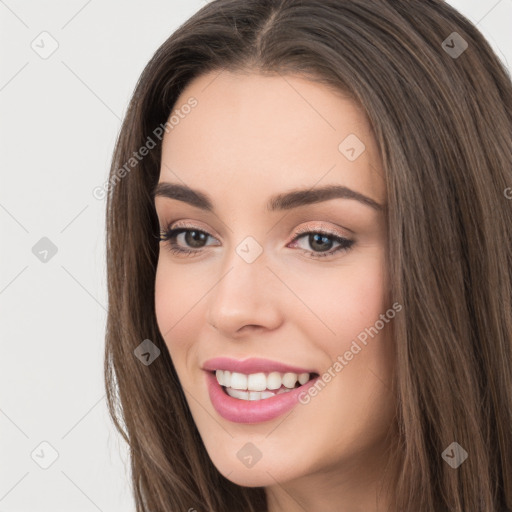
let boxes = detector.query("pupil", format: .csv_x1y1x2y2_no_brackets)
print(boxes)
186,230,207,248
310,233,332,252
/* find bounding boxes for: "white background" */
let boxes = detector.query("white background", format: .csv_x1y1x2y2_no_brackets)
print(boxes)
1,1,511,510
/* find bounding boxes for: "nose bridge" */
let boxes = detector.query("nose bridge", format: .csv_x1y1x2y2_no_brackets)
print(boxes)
206,237,282,334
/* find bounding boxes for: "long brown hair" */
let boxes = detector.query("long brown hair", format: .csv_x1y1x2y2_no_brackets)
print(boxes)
103,1,512,510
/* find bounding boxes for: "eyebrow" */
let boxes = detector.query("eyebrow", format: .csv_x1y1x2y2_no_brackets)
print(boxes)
152,182,384,212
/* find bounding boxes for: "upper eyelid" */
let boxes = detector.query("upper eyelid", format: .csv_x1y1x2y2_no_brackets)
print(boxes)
160,220,220,240
160,221,352,242
155,205,357,235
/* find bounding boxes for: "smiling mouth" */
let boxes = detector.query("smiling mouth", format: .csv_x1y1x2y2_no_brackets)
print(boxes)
212,369,320,401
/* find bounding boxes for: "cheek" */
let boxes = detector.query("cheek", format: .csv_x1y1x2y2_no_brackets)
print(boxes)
290,255,388,345
341,263,387,336
291,260,394,465
154,260,176,337
154,258,202,354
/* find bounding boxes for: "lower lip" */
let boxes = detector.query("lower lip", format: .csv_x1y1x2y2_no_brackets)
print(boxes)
205,371,320,424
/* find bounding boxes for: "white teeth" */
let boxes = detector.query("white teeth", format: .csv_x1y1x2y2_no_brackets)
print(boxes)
225,388,250,400
225,387,293,400
229,372,248,390
298,372,309,385
215,369,313,396
267,372,282,390
247,372,267,391
282,372,298,389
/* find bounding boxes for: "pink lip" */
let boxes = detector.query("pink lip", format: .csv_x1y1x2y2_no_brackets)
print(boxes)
202,357,317,375
205,370,320,424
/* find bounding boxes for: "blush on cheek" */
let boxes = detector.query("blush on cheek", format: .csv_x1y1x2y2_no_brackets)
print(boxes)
305,269,385,335
154,265,206,354
154,267,186,343
154,267,169,333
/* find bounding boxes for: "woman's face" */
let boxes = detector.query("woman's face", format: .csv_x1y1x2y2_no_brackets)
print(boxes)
154,70,396,495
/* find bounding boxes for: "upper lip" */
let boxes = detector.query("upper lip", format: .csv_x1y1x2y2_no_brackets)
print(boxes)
202,357,319,375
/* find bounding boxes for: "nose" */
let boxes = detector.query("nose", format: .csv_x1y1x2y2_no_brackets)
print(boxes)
206,249,283,337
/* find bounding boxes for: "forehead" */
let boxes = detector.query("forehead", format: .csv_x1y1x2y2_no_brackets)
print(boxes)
159,71,385,207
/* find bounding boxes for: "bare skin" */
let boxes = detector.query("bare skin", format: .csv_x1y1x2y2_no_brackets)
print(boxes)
154,70,397,512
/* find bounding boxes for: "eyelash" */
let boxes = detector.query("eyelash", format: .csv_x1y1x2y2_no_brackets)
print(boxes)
158,224,355,260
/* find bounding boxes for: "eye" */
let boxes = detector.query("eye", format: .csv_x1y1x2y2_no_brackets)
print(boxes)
289,226,355,259
158,224,355,260
159,226,219,257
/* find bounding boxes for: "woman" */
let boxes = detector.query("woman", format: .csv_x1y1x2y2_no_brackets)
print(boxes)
104,1,512,510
